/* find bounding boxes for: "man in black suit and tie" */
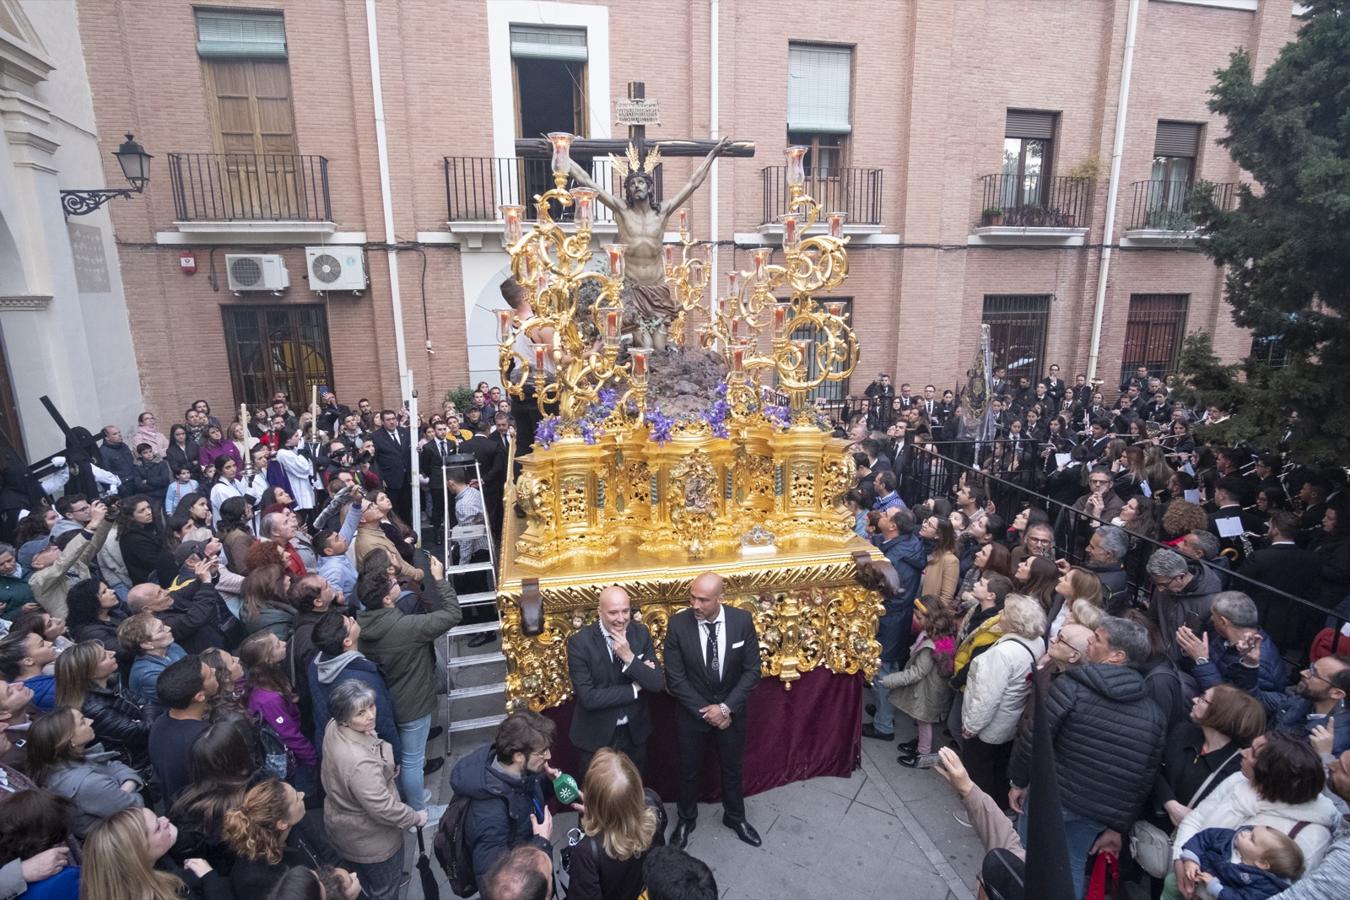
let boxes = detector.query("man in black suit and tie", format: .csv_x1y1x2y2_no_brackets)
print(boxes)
665,572,762,849
371,409,413,524
419,421,457,531
463,420,507,547
566,586,664,775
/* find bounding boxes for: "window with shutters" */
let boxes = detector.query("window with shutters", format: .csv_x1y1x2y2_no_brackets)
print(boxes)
1120,294,1188,383
222,305,334,408
1149,122,1202,224
1001,110,1057,208
787,44,852,179
982,295,1051,382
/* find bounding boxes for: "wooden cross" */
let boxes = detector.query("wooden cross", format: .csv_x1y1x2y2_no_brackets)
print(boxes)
515,81,754,161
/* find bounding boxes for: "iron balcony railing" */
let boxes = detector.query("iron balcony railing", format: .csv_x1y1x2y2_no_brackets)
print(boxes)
976,173,1093,228
444,156,662,223
1126,179,1238,231
167,153,331,222
760,166,884,226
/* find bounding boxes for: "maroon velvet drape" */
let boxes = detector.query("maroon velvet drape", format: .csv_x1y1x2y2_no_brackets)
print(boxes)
542,668,864,803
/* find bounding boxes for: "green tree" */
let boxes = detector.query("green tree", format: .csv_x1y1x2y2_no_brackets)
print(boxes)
1185,0,1350,462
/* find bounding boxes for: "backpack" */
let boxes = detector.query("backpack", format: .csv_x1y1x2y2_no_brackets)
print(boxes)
252,712,293,780
434,793,485,898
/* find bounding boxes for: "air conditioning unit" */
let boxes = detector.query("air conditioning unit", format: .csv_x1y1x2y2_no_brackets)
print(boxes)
305,247,368,292
225,254,290,292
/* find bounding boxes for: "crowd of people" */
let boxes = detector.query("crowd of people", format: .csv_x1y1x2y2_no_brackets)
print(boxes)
0,356,1344,900
847,364,1349,899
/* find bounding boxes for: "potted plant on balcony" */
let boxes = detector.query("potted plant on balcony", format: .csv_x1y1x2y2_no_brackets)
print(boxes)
981,206,1005,227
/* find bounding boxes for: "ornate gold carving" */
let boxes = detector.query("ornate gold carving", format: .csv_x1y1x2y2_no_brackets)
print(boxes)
668,450,718,557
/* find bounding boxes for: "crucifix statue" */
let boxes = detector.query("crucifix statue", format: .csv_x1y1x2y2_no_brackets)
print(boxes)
517,82,754,352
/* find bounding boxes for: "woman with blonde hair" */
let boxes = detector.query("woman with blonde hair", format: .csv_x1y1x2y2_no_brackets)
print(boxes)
958,593,1045,809
1048,566,1103,639
55,639,151,771
566,748,667,900
221,777,317,895
81,806,224,899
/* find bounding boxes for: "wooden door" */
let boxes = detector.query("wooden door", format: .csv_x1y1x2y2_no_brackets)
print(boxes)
203,60,300,219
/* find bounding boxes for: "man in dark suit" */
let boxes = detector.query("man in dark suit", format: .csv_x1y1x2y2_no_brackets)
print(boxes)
463,420,507,547
419,421,457,531
1241,510,1325,664
665,572,762,849
566,586,665,775
370,409,412,524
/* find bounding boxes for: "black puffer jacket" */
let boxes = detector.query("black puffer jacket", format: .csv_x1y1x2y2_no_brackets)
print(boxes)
82,682,152,769
1009,663,1166,832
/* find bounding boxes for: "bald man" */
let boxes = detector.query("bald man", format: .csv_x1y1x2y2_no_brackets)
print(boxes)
664,572,762,848
566,585,664,775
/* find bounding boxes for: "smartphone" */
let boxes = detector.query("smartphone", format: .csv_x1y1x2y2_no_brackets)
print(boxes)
1183,611,1205,636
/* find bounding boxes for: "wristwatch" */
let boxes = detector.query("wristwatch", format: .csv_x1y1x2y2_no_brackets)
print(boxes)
719,703,730,718
1193,656,1209,666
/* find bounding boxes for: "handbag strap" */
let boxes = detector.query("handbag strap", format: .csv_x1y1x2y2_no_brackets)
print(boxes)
1186,747,1242,809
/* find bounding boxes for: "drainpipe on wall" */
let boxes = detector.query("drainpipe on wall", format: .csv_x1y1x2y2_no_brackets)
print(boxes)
364,0,411,397
1085,0,1141,383
708,0,720,298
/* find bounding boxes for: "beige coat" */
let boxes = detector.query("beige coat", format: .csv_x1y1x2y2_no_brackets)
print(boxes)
321,720,418,864
919,551,959,606
354,524,422,583
30,522,111,618
880,635,954,724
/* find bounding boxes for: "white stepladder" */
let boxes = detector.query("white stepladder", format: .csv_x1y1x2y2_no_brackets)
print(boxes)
436,451,507,740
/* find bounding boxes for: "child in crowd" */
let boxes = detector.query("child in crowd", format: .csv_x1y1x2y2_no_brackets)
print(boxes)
880,597,958,769
1176,825,1304,900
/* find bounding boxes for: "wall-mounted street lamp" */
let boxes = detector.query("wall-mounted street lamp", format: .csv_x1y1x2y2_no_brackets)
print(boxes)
60,133,153,217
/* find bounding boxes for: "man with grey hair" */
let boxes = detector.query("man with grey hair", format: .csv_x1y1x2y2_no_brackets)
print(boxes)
1178,529,1232,586
1008,614,1166,898
1145,548,1224,662
1175,590,1287,702
1079,525,1131,614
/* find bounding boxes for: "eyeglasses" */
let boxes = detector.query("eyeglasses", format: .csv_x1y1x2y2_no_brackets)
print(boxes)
1052,633,1089,656
1304,667,1334,687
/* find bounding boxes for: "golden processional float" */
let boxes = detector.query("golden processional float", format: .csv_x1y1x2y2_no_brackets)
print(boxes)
494,137,883,712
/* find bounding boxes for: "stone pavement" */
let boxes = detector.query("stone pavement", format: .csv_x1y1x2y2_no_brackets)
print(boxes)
404,708,986,900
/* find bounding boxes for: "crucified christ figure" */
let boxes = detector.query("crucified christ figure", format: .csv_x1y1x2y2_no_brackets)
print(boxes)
569,136,731,352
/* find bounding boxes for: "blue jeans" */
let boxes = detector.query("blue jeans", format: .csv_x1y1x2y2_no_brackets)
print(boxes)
871,660,898,734
397,714,433,810
351,848,406,900
1015,796,1105,899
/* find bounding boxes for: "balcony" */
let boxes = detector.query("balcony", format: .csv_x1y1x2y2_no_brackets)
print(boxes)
970,173,1092,245
1122,179,1237,245
759,166,884,230
444,156,664,245
167,153,334,236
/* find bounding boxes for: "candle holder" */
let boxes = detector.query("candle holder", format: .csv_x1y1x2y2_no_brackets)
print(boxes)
570,188,595,228
501,205,525,244
782,213,800,247
547,132,573,182
827,210,846,239
604,243,627,281
784,145,808,188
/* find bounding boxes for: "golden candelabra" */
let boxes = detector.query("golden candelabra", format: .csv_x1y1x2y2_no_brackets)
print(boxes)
492,138,882,709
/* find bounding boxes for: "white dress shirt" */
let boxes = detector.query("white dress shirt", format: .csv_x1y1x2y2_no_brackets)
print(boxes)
694,606,728,681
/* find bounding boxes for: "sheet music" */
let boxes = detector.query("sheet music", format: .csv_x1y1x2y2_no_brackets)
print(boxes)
1184,489,1201,504
1216,516,1244,538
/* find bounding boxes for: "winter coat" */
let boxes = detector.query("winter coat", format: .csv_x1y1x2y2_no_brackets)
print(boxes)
1180,827,1292,900
72,613,125,652
920,551,959,606
1173,772,1340,870
128,644,187,707
1191,628,1287,703
1152,562,1225,662
356,576,461,723
1086,562,1131,614
879,534,926,602
448,743,554,880
879,634,953,724
960,634,1043,745
952,607,1003,684
1009,663,1167,832
240,600,297,641
309,651,401,757
246,684,319,768
29,522,110,618
117,520,163,586
96,526,132,590
99,442,136,491
40,744,145,837
82,682,151,769
132,458,172,504
0,572,34,621
162,580,236,654
354,524,422,583
320,721,417,864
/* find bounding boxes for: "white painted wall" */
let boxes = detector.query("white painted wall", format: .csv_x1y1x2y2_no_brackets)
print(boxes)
0,0,142,459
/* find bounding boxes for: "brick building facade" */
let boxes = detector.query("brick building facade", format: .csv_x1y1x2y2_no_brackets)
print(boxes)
70,0,1304,424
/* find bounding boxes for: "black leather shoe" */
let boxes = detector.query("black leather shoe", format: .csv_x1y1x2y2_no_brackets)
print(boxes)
669,818,696,850
428,727,444,741
861,724,895,741
423,757,445,776
898,737,918,751
865,703,877,717
723,816,762,847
